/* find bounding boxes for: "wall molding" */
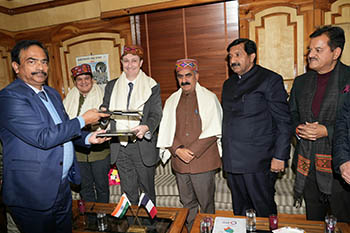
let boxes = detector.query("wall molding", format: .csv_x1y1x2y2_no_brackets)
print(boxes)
100,0,226,19
0,0,88,16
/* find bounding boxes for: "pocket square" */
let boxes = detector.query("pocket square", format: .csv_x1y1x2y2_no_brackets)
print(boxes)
343,84,350,93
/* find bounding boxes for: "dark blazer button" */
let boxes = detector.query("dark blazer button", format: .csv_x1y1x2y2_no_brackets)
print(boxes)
59,162,63,166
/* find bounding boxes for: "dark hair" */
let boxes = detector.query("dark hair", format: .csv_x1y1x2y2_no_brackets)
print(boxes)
310,26,345,58
11,40,49,65
226,38,257,63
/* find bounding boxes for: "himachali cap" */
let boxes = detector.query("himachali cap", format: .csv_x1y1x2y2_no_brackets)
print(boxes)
175,59,198,72
71,64,92,79
122,45,144,59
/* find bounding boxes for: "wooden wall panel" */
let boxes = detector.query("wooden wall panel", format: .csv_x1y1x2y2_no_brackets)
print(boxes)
339,23,350,66
0,32,15,90
59,32,125,95
325,0,350,25
240,1,312,93
185,2,238,95
141,9,186,102
140,1,239,102
325,0,350,66
249,6,304,93
0,46,13,89
226,1,239,44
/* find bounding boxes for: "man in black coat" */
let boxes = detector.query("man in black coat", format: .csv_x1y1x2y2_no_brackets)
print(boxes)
222,38,291,217
290,26,350,222
334,95,350,185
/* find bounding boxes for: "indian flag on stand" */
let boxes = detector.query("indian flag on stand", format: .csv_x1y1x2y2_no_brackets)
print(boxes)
111,193,130,218
138,193,157,219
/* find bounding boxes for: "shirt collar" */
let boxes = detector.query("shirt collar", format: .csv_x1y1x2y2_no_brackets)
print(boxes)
240,64,258,80
26,83,44,94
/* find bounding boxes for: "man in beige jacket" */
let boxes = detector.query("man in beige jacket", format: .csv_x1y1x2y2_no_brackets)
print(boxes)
63,64,110,205
157,59,222,231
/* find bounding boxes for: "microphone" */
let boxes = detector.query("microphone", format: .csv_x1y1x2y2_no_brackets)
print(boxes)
144,131,152,140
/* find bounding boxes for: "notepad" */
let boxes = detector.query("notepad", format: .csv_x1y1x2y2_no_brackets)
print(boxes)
213,217,246,233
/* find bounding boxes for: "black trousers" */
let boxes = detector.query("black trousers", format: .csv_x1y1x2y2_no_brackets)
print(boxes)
78,154,110,203
227,171,278,217
9,178,72,233
303,171,350,222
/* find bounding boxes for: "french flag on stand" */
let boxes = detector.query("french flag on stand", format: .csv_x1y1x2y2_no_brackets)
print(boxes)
138,193,157,219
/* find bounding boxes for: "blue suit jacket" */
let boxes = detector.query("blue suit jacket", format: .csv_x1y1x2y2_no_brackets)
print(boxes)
0,78,86,210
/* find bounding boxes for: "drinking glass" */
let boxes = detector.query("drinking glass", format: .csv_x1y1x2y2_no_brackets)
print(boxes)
246,209,256,232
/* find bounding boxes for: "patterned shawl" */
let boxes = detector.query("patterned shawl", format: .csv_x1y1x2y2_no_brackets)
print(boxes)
294,68,339,201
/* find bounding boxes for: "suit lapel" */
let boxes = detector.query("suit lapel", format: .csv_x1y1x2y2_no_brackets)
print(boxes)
317,66,338,122
44,87,66,122
14,79,55,124
299,72,317,122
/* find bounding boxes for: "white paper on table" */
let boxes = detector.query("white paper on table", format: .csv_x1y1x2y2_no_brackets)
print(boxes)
213,217,246,233
272,227,305,233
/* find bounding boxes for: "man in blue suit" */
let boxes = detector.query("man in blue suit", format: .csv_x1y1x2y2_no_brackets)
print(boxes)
0,40,110,233
221,38,291,217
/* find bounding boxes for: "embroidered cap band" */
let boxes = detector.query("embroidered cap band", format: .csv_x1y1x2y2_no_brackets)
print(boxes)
175,59,198,72
122,45,144,59
71,64,92,79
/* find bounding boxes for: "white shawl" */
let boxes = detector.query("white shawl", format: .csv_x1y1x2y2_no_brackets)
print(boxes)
157,82,223,164
63,83,104,119
109,70,157,145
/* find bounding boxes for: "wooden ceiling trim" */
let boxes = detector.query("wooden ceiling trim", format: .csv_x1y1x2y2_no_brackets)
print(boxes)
100,0,226,19
0,0,88,16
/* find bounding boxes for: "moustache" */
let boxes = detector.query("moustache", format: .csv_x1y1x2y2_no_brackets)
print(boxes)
181,82,191,86
230,63,240,68
31,71,48,76
308,57,317,62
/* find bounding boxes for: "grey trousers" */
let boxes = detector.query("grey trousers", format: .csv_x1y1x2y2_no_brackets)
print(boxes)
175,170,216,231
116,143,156,205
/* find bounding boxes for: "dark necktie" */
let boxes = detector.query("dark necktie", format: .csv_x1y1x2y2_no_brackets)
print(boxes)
38,91,48,102
127,82,134,109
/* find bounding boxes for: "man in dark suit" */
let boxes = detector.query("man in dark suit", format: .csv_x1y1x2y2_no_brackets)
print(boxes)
221,38,291,217
0,40,110,233
290,26,350,222
100,45,162,205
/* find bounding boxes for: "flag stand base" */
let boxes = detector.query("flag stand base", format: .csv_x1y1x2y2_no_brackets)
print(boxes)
127,225,147,232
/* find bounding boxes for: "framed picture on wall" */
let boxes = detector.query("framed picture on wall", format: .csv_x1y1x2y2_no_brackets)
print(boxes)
76,54,110,85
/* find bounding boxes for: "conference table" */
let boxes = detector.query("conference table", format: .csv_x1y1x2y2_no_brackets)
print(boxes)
191,210,350,233
72,200,188,233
